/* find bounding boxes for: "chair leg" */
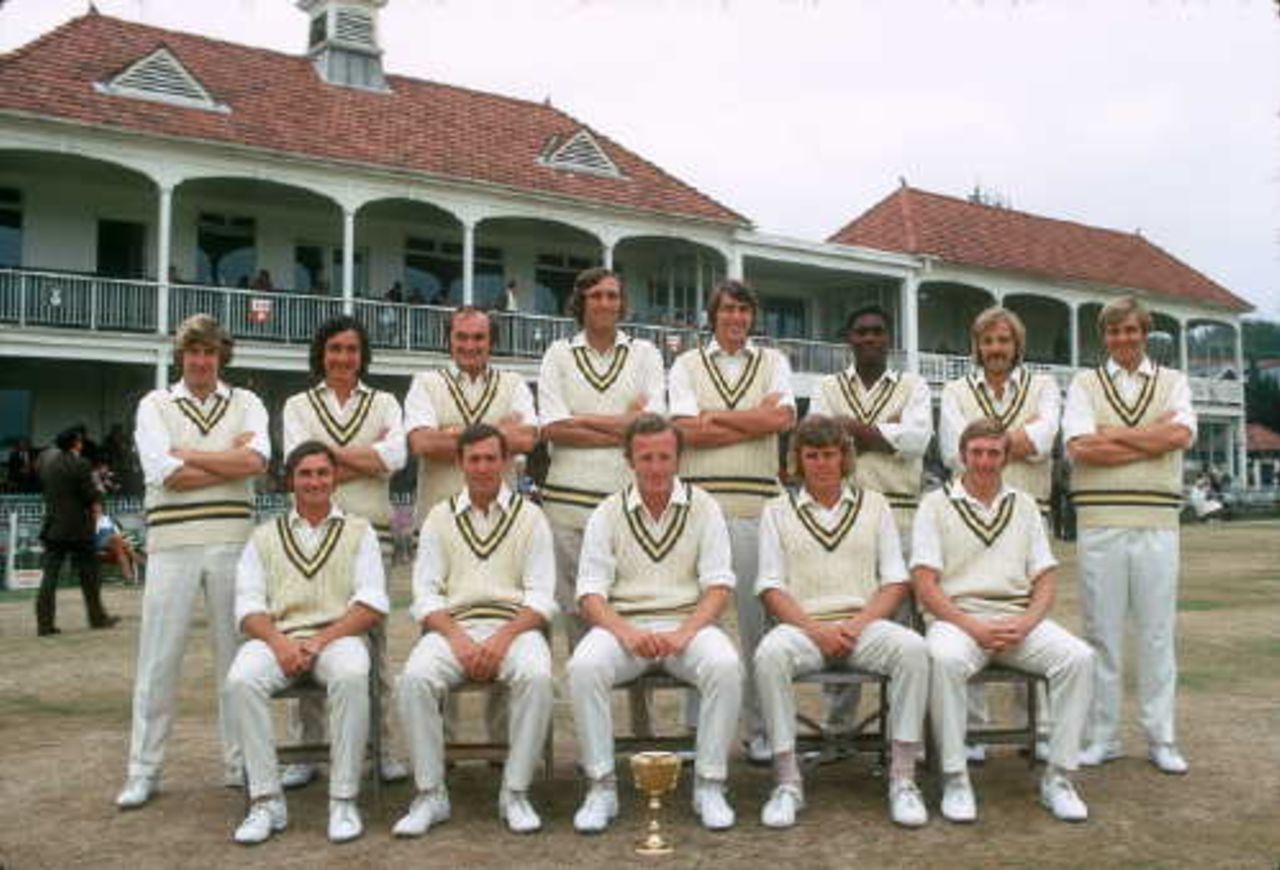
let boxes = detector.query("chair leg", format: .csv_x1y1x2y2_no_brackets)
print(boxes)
1026,677,1039,770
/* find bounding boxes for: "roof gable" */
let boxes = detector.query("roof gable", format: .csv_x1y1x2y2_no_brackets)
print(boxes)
0,13,746,227
829,186,1252,313
94,46,226,113
540,129,622,179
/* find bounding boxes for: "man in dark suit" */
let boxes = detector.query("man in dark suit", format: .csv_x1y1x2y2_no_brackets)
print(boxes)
35,427,119,636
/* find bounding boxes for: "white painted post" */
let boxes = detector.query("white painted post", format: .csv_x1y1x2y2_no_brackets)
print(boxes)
5,511,17,588
156,184,173,334
727,248,744,282
1178,317,1189,371
461,220,475,306
902,273,920,375
155,345,168,391
695,250,705,322
602,241,614,271
1068,301,1080,368
341,207,355,315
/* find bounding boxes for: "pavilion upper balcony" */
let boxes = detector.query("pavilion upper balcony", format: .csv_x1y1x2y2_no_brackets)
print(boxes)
0,267,1244,409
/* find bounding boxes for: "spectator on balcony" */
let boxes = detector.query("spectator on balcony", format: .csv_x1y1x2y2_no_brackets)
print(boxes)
35,426,120,636
250,269,274,292
1064,295,1196,776
279,314,409,788
116,314,271,810
6,438,39,493
669,279,795,764
502,279,519,312
385,281,404,303
807,303,931,734
939,306,1061,761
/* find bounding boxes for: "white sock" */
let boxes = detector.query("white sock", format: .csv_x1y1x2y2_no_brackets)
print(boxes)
889,740,920,783
771,750,801,787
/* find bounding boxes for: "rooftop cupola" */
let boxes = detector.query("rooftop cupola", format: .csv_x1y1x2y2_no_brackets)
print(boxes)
297,0,389,91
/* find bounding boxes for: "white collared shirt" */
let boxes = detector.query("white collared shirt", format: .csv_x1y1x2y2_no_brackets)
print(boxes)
1061,356,1196,443
410,483,557,622
282,380,407,473
135,379,271,488
909,480,1056,578
668,337,796,418
939,367,1061,470
403,364,537,433
234,504,389,627
810,366,932,457
576,475,735,599
755,484,907,596
536,329,667,427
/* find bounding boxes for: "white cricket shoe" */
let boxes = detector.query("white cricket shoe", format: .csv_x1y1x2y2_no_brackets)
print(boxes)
760,784,804,829
573,783,619,834
393,789,451,838
234,797,287,845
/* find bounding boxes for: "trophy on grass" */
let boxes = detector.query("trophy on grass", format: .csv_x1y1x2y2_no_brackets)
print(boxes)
630,751,682,855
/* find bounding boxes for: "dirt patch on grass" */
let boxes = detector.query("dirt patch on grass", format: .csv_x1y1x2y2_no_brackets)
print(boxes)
2,523,1278,868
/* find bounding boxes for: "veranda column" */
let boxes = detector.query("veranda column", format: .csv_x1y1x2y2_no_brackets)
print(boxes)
1178,316,1189,371
341,206,355,314
727,248,744,282
601,240,614,271
1068,301,1080,368
901,273,920,375
462,219,475,306
155,183,173,335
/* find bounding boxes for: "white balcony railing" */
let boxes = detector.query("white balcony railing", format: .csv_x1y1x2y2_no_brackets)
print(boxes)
0,268,1246,405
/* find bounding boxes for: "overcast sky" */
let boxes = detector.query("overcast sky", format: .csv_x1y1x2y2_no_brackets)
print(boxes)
3,0,1278,319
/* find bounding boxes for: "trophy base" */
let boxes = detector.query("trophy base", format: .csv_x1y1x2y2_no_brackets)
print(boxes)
635,837,674,856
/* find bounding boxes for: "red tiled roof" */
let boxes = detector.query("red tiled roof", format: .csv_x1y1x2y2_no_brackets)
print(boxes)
1247,423,1280,453
829,186,1252,312
0,13,747,227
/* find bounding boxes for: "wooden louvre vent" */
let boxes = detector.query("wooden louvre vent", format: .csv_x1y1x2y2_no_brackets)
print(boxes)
95,46,226,112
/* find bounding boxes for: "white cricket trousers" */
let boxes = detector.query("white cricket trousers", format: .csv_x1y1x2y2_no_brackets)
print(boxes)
728,517,765,737
1078,526,1180,747
756,620,929,754
225,635,370,800
398,621,553,793
567,621,742,781
126,543,241,780
927,618,1093,775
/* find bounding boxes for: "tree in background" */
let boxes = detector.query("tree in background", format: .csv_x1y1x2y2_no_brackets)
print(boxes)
1243,319,1280,432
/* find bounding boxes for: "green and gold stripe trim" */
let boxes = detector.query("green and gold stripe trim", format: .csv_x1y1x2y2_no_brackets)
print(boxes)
882,492,920,511
682,475,779,499
950,491,1017,546
572,343,630,393
789,488,864,552
146,499,252,528
966,373,1031,431
173,391,231,436
454,493,524,560
1095,365,1158,428
623,482,691,562
277,515,345,579
441,368,500,426
837,373,898,425
699,346,763,410
452,602,520,622
305,387,375,447
1070,489,1182,509
540,483,613,509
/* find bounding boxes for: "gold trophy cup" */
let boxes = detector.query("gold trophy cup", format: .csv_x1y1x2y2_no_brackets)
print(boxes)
630,751,682,855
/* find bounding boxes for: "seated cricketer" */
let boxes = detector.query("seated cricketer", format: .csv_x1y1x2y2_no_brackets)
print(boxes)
912,418,1094,824
567,413,742,833
754,415,930,829
394,423,556,837
224,441,387,845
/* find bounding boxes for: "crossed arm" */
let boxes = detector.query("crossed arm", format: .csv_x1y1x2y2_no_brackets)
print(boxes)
409,412,537,459
674,393,796,448
540,396,648,448
1067,411,1193,467
166,432,266,491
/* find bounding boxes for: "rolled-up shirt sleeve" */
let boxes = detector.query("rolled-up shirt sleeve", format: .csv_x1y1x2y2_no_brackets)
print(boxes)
234,539,268,628
510,379,539,430
1168,373,1197,440
1020,377,1062,463
754,502,787,596
351,526,390,614
637,342,668,414
135,392,184,487
403,373,439,433
409,520,450,623
520,511,558,619
370,395,408,473
938,385,965,471
877,504,909,584
879,377,932,458
667,354,699,418
575,505,617,601
697,500,736,590
767,351,797,409
1026,504,1059,579
909,497,944,573
536,347,571,427
1061,377,1097,444
241,392,272,464
281,397,307,457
